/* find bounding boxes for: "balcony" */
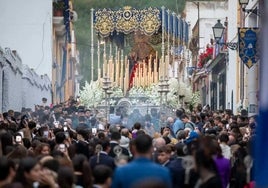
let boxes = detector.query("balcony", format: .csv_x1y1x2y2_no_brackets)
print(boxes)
53,16,65,37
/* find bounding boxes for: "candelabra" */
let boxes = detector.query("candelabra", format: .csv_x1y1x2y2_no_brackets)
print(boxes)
102,74,113,122
158,76,169,112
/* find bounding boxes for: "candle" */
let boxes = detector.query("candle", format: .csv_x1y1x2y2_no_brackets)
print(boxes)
102,62,104,78
115,59,119,86
124,76,128,95
144,61,147,86
112,58,115,82
138,63,141,87
120,57,123,88
126,59,129,90
98,68,101,80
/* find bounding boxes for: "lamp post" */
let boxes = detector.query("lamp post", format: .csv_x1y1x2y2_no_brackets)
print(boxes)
238,0,259,16
102,74,112,122
212,20,238,50
158,77,164,110
106,89,113,122
158,76,169,112
163,76,169,105
239,0,249,6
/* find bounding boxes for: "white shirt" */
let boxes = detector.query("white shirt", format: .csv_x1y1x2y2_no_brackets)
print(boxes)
220,143,231,159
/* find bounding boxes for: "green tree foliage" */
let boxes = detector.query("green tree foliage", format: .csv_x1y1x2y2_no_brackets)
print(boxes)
73,0,186,86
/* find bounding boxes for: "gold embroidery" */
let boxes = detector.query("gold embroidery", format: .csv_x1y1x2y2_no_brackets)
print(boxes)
94,8,114,37
94,7,161,37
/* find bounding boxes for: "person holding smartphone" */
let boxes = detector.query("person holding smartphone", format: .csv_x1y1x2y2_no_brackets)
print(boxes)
14,133,23,145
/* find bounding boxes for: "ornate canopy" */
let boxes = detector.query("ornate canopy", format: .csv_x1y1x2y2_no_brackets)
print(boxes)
94,7,161,37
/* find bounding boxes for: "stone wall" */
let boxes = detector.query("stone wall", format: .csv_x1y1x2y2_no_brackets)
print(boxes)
0,47,52,112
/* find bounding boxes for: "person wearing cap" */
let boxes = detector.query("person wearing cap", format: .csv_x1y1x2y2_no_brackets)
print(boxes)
184,131,199,145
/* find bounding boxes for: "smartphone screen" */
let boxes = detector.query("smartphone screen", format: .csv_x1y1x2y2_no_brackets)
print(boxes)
43,131,49,138
16,136,22,143
92,128,97,135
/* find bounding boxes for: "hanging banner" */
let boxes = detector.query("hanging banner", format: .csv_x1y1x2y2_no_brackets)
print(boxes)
238,28,259,68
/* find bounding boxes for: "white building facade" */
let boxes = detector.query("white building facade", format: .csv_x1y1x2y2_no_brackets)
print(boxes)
0,0,53,79
239,0,260,116
0,0,53,112
0,47,51,112
186,0,260,115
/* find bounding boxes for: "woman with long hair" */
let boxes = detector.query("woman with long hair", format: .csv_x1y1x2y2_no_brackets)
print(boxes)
72,154,93,188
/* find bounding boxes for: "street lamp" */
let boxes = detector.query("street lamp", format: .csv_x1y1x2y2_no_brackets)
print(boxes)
239,0,249,6
212,20,238,50
238,0,259,16
102,74,113,122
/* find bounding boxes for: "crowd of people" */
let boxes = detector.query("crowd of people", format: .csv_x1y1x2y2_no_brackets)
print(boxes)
0,97,257,188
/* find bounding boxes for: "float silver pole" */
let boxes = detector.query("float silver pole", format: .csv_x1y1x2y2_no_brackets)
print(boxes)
91,8,94,82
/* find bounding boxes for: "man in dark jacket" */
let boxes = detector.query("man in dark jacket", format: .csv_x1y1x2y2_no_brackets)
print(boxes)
108,131,129,158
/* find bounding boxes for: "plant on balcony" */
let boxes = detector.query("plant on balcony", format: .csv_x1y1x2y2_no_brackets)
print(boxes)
53,1,65,17
197,45,213,68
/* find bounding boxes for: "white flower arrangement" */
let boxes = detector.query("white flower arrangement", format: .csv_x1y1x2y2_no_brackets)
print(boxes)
128,86,146,97
189,91,201,111
144,83,160,105
184,87,192,103
111,86,124,98
166,92,178,108
79,80,103,108
79,80,124,107
79,77,194,111
178,81,187,96
167,78,179,108
109,99,117,105
128,83,160,105
168,78,179,91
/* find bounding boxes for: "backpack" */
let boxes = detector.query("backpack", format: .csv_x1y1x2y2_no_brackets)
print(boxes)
176,122,195,135
186,122,195,130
